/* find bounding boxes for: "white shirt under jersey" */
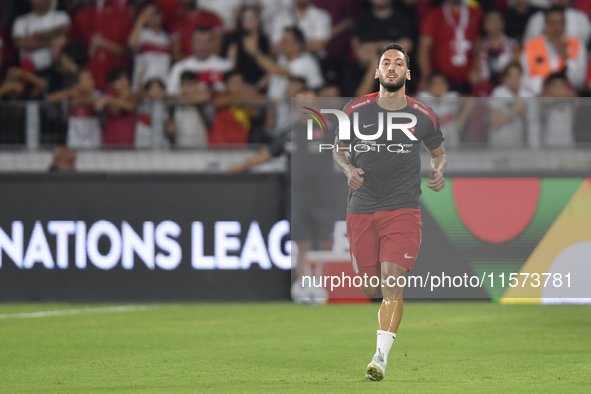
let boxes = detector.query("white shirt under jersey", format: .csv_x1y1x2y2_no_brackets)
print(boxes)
12,10,70,70
132,28,171,89
488,84,536,147
267,52,324,101
520,35,587,96
417,91,461,148
166,55,233,96
524,8,591,46
270,5,332,44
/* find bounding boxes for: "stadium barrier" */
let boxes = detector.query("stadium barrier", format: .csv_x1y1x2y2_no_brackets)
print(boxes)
0,173,291,301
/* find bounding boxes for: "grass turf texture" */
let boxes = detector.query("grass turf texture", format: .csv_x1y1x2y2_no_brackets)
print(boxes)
1,302,590,393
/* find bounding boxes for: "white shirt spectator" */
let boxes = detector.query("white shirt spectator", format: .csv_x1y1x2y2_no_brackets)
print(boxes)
520,36,587,96
166,55,233,96
524,8,591,45
256,0,294,37
541,100,575,146
488,84,537,147
12,10,70,71
270,5,332,45
267,52,324,101
418,91,461,148
132,28,171,90
199,0,244,30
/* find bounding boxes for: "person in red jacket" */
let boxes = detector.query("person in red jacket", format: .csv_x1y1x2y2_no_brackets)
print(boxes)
71,0,133,89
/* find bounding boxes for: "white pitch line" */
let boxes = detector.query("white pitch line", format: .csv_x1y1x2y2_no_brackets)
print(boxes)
0,305,152,319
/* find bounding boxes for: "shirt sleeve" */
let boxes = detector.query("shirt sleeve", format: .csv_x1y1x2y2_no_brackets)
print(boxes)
566,41,587,90
422,109,445,150
12,17,27,38
166,63,182,96
268,129,288,157
419,9,438,36
523,12,543,43
313,9,332,42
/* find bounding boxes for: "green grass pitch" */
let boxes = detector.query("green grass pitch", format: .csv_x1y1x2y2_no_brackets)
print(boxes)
1,302,590,393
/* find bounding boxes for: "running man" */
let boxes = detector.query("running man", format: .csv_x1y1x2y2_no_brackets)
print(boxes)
332,43,447,381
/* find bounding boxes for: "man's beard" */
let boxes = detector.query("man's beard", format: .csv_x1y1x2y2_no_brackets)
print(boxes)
379,73,406,92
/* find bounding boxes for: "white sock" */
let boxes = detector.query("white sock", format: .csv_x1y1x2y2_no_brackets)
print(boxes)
374,330,396,364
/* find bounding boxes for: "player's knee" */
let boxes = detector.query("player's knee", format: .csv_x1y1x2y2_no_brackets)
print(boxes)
360,284,382,298
381,280,404,299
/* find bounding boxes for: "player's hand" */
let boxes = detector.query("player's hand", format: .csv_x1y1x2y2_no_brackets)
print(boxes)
427,168,444,192
347,167,364,191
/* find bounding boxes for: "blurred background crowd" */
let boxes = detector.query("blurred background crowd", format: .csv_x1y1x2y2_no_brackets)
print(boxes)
1,0,591,154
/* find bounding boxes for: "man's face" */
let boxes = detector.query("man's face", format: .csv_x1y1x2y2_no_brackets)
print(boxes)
78,71,95,93
375,49,410,93
551,0,571,7
192,31,213,59
504,67,522,90
181,79,198,97
112,75,130,94
545,12,565,38
30,0,51,13
281,31,301,56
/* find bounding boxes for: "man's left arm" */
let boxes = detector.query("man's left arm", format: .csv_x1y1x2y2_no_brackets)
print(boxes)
426,144,446,192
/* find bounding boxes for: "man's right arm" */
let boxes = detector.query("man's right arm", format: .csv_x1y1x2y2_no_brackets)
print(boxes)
333,136,364,190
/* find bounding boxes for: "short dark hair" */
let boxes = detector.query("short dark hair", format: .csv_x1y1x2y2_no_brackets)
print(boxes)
284,26,305,45
63,41,89,67
428,72,448,85
144,78,166,91
106,67,128,84
544,71,568,86
378,43,410,69
73,68,91,84
502,60,523,77
180,71,198,82
545,5,566,20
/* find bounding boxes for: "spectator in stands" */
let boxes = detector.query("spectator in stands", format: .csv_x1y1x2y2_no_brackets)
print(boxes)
47,69,103,149
224,6,271,93
418,0,483,94
199,0,244,31
166,27,233,97
0,67,47,101
471,10,520,97
259,27,324,102
71,0,133,90
165,71,210,147
488,61,536,147
521,6,587,95
269,0,332,56
265,76,306,136
46,41,89,93
313,0,360,63
48,145,76,172
540,72,576,146
209,70,266,145
128,3,171,93
342,42,380,97
417,72,473,148
353,0,414,57
505,0,543,43
258,0,293,39
12,0,70,75
524,0,591,46
135,73,167,149
169,0,224,61
96,67,138,147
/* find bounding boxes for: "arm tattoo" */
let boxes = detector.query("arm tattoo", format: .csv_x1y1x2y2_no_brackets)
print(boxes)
332,137,352,176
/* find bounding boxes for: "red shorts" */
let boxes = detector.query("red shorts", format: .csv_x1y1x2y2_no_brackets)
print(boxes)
346,208,422,277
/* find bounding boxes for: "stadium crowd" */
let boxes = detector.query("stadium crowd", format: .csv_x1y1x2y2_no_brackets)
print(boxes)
1,0,591,148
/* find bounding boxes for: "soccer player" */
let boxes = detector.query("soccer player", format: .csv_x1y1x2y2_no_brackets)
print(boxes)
332,43,447,381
